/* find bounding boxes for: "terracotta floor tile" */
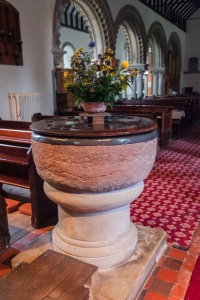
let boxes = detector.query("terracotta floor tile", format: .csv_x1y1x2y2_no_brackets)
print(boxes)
168,247,187,261
189,243,200,255
176,273,192,294
0,263,11,278
157,255,166,266
169,294,184,300
192,235,200,245
182,253,198,272
151,265,160,276
149,277,173,296
176,269,192,287
144,290,168,300
162,257,183,271
170,280,188,299
136,289,148,300
163,246,170,256
194,225,200,237
156,267,178,283
144,276,154,289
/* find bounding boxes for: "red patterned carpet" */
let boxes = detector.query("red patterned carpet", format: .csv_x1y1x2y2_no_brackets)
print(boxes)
185,255,200,299
130,122,200,249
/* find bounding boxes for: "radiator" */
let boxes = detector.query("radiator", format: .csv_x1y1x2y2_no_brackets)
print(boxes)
9,92,40,121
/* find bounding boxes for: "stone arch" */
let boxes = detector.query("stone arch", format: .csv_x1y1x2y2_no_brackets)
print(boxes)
146,22,167,68
52,0,115,68
114,5,146,65
167,32,182,71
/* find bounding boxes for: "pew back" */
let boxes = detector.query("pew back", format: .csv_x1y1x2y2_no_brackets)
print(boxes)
0,120,57,229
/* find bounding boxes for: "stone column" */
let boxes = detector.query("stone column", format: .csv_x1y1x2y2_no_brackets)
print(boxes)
132,65,144,99
151,68,159,96
52,49,66,69
158,68,165,96
136,68,144,98
128,65,137,98
44,181,144,269
131,76,137,98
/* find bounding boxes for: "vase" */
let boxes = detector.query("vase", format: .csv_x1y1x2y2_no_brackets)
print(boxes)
82,102,107,113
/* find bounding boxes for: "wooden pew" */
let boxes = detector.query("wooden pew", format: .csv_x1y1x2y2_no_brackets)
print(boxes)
107,105,172,147
124,96,196,126
0,192,10,252
0,120,57,229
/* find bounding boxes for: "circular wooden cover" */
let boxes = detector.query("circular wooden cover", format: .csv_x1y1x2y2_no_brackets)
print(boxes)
30,115,157,138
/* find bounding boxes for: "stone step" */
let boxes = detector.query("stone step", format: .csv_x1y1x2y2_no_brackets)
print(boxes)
0,249,98,300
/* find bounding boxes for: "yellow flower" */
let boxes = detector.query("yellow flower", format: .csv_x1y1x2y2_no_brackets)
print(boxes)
73,51,79,57
121,61,129,69
120,75,125,81
131,69,138,76
64,82,72,89
122,84,127,90
106,56,112,62
78,47,84,53
107,48,114,55
63,71,70,79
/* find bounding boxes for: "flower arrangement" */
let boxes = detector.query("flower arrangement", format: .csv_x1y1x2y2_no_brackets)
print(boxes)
63,41,137,108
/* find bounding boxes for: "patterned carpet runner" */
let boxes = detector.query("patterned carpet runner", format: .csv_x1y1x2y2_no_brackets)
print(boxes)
130,122,200,249
184,256,200,299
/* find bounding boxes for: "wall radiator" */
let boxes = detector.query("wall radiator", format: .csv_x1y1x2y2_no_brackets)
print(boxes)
9,92,40,121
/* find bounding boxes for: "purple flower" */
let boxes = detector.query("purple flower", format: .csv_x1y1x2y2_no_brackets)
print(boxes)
88,41,96,48
98,54,102,59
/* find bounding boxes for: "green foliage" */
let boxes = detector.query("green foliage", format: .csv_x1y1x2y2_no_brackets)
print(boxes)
63,47,137,108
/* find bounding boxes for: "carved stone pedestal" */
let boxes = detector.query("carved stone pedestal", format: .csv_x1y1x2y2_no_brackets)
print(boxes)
30,114,158,270
44,181,144,269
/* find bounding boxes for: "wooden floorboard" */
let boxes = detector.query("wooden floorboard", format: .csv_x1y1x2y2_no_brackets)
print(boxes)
0,250,97,300
7,211,34,245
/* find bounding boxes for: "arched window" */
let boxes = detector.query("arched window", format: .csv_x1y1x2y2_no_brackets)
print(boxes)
62,43,74,69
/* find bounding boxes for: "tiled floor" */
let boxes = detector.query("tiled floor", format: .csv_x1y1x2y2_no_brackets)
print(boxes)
0,184,200,299
137,225,200,299
0,219,199,299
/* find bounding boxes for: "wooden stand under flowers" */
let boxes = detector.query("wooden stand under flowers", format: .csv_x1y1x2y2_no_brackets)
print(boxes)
79,112,111,129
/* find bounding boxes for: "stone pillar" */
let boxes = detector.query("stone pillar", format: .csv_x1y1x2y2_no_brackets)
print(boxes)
136,68,144,99
151,69,159,96
143,73,148,98
52,49,66,69
158,68,165,96
129,64,145,99
126,83,133,99
44,181,144,269
131,76,137,98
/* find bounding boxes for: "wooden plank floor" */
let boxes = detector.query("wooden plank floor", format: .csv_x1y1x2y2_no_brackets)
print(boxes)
0,249,98,300
0,185,99,300
3,184,35,246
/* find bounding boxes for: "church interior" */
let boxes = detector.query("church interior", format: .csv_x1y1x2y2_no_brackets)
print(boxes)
0,0,200,299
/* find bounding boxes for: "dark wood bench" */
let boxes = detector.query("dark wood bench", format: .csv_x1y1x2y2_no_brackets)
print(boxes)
124,96,197,126
107,105,173,147
0,192,10,252
0,120,57,229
